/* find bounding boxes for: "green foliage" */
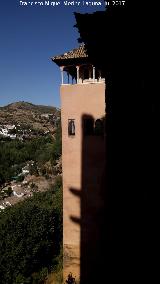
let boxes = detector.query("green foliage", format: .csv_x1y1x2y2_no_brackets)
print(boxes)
0,120,62,186
15,274,31,284
0,173,5,185
52,120,62,161
0,181,62,284
0,115,62,283
54,176,63,192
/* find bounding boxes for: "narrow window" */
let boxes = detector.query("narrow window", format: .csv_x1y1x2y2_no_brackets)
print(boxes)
68,119,75,136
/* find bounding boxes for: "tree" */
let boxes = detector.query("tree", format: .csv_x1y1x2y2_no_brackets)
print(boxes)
0,185,62,284
0,173,5,186
52,119,62,160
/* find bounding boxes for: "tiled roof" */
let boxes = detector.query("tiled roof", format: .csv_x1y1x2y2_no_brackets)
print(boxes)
52,44,88,61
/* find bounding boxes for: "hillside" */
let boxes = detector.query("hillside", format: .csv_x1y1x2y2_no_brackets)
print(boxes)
0,101,59,113
0,102,62,282
0,101,60,132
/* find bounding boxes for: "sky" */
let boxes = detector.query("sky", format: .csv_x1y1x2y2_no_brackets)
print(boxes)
0,0,105,108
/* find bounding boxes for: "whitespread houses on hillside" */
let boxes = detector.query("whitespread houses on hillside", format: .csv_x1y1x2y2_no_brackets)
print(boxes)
0,125,16,139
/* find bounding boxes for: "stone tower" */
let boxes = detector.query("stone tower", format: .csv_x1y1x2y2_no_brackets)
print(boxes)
52,45,105,283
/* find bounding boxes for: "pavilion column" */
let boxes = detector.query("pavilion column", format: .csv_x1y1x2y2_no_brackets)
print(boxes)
67,71,69,84
60,66,64,84
76,66,79,84
89,68,92,80
93,66,95,82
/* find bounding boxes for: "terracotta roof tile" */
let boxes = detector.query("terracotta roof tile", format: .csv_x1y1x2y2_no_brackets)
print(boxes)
52,44,88,61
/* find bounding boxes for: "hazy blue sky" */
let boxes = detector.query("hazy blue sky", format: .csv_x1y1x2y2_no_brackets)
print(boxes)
0,1,105,108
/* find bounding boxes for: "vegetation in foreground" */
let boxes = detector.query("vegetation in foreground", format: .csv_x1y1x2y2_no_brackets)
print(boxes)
0,116,62,283
0,176,62,284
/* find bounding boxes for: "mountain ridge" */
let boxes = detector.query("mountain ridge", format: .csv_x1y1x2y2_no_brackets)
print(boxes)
0,101,60,113
0,101,60,130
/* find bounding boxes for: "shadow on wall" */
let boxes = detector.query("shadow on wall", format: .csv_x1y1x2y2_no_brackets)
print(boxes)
69,114,110,284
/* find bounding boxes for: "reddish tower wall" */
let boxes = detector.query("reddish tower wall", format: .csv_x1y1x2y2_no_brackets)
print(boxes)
61,82,105,282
